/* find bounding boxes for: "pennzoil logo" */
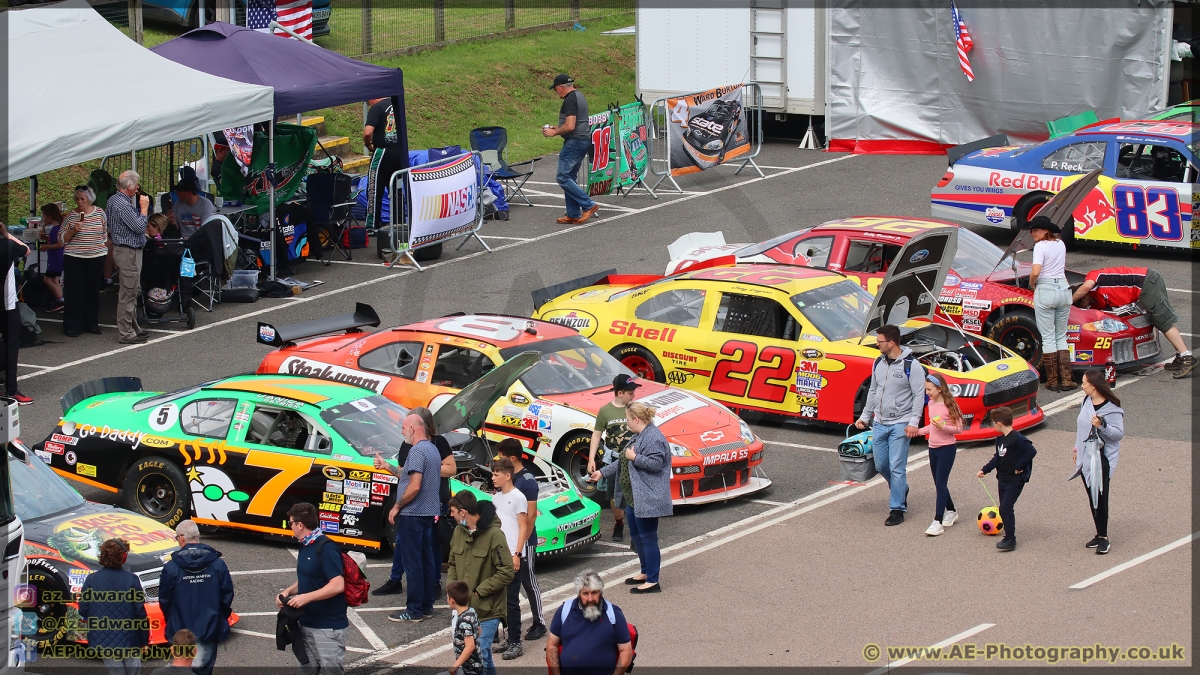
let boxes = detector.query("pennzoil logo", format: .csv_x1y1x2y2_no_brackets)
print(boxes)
541,310,598,338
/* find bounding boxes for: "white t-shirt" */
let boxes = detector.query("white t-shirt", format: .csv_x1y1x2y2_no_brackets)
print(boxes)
5,267,16,311
492,488,528,554
1032,239,1066,280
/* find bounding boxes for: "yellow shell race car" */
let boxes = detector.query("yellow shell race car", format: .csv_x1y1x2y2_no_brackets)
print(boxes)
533,227,1044,441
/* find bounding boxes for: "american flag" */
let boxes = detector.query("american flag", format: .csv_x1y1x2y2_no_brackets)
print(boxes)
247,0,312,40
950,0,974,82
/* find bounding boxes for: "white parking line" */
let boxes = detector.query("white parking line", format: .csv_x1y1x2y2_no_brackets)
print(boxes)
348,608,388,651
231,627,374,654
863,623,995,675
1167,287,1193,294
750,498,788,506
1069,532,1198,590
576,551,638,557
18,154,857,385
761,439,838,452
37,317,176,333
17,364,50,370
1037,363,1158,418
478,235,532,241
230,567,295,576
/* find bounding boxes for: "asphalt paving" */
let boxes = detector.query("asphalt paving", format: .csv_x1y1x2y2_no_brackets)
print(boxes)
16,143,1194,672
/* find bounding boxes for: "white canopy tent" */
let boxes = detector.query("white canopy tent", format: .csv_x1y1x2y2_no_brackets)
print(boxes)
4,0,274,182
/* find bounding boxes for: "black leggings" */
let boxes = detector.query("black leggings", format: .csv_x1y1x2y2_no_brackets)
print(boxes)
928,444,957,521
63,255,104,334
1084,452,1112,538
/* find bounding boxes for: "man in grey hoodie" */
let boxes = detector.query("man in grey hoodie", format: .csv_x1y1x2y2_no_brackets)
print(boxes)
855,324,926,526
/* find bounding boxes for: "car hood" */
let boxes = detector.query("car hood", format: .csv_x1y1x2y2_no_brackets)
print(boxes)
543,382,739,436
24,501,178,574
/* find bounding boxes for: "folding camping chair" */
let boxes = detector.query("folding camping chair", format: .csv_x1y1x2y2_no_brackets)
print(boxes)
469,126,539,207
307,173,360,263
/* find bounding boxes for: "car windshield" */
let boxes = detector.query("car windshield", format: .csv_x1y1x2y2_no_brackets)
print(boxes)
132,380,217,412
735,227,814,257
952,228,1014,278
790,280,873,342
10,450,86,521
500,335,629,396
320,396,410,461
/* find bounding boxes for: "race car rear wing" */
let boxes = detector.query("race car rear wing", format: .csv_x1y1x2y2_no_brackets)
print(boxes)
946,133,1009,167
257,302,381,348
531,270,616,311
61,377,143,414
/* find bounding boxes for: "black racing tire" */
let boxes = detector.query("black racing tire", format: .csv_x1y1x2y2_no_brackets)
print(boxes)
610,344,666,382
1012,192,1052,231
554,432,598,499
987,310,1042,366
26,562,71,651
852,379,871,420
122,456,190,528
413,243,443,262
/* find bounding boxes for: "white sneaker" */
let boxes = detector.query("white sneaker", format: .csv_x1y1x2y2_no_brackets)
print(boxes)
942,510,958,527
925,520,945,536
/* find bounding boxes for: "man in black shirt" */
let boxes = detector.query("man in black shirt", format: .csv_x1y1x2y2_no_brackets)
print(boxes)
542,74,599,225
363,96,406,233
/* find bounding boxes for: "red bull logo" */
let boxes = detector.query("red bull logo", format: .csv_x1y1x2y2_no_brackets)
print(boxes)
1072,188,1116,235
987,172,1063,191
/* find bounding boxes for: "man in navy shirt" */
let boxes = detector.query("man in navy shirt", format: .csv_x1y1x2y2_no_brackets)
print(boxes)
547,571,632,675
388,413,444,623
493,440,546,659
278,503,347,675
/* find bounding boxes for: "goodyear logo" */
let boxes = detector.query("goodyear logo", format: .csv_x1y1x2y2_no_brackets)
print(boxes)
541,309,598,338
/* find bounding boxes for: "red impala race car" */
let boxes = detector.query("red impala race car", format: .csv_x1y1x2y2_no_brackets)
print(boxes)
665,216,1161,370
255,309,769,505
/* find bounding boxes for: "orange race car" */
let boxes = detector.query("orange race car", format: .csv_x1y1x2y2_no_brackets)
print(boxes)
255,309,770,505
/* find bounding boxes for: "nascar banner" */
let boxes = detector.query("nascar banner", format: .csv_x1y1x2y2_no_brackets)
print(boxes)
586,110,619,197
666,84,751,176
406,153,481,248
616,101,650,190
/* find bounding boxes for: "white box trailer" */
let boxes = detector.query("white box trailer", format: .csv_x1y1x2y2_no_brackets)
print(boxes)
636,1,825,115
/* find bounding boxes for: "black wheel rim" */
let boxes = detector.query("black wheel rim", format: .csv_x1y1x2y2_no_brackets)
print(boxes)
137,473,178,518
567,448,596,494
999,326,1040,363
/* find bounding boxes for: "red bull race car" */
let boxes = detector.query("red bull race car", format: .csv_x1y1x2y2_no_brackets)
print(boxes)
664,217,1161,370
930,121,1199,249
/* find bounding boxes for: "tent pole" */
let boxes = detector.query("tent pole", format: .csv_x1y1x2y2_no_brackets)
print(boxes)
28,176,38,218
269,119,276,283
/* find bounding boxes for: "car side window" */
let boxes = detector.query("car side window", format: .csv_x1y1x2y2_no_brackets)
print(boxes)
179,399,237,438
1040,141,1106,172
788,236,834,267
431,347,493,389
1164,112,1195,123
843,241,901,274
714,293,798,340
246,406,331,454
359,341,424,379
1116,143,1188,182
634,289,706,328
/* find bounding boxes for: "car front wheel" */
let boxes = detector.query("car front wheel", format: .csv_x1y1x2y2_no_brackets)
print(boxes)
122,456,190,528
554,433,598,499
611,344,665,382
987,311,1042,365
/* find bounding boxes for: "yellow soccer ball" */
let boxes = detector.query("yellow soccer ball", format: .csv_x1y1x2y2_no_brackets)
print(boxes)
977,508,1004,535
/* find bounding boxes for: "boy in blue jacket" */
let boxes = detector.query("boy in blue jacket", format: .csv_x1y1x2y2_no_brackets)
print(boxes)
977,407,1036,552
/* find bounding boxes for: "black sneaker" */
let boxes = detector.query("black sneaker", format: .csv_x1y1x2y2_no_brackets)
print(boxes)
884,510,905,526
1172,355,1197,379
372,579,403,596
1096,538,1111,555
612,521,624,542
996,537,1017,551
1085,536,1103,549
524,623,547,641
681,99,744,168
491,640,509,654
502,643,524,660
1164,354,1185,371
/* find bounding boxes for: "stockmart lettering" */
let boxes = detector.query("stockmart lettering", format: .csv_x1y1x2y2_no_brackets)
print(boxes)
864,642,1186,664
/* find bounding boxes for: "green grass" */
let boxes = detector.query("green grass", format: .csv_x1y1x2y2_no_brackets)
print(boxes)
2,12,634,223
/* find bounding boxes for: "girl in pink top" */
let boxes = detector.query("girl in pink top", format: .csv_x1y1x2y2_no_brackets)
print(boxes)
918,373,964,536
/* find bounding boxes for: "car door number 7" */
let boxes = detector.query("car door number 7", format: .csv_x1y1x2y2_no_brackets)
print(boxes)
709,340,796,403
243,450,315,517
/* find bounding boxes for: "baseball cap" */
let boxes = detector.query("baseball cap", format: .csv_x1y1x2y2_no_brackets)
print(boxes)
610,374,641,392
550,74,575,89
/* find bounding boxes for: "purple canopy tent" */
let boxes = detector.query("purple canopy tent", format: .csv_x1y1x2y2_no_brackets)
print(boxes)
152,23,408,280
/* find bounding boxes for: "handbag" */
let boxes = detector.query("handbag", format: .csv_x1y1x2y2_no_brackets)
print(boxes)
179,249,196,278
1080,425,1105,508
838,425,874,458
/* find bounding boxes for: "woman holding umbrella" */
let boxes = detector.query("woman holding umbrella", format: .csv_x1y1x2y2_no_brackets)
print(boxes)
1073,369,1124,556
1024,214,1076,391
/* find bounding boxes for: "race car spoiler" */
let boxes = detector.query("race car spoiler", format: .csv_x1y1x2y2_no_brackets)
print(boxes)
946,133,1009,167
257,302,381,347
531,270,616,311
61,377,143,414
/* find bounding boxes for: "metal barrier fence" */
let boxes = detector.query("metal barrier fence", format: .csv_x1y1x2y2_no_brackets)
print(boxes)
385,152,488,271
99,138,208,205
648,82,765,193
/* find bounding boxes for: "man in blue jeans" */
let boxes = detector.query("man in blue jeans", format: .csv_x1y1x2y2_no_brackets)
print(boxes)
387,414,444,623
543,73,599,225
856,324,926,526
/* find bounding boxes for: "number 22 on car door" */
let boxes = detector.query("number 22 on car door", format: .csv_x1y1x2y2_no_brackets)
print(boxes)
706,291,803,415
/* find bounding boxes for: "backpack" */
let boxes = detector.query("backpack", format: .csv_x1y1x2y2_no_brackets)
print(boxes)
557,600,639,671
872,355,930,409
315,537,370,607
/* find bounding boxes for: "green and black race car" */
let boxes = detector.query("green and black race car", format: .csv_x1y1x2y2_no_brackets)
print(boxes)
35,352,601,557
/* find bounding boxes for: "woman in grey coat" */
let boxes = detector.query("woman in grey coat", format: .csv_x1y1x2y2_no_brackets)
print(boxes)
1073,369,1124,556
591,401,672,593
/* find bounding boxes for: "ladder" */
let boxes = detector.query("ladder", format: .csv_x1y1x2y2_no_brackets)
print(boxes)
750,0,786,110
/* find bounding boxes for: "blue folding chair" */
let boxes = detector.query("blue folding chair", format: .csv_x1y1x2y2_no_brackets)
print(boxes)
469,126,540,207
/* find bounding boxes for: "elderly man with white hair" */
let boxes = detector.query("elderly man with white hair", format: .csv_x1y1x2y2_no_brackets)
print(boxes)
158,520,234,675
104,170,150,344
546,571,633,675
